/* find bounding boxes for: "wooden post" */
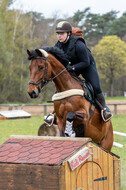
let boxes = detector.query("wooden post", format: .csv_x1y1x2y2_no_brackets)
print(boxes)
44,104,47,115
114,104,117,115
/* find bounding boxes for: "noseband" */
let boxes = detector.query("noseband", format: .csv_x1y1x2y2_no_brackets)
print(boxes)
29,56,66,90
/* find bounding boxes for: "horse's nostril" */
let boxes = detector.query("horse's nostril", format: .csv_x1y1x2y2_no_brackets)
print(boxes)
28,90,37,98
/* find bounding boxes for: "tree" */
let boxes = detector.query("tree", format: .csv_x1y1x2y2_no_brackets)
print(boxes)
73,8,90,26
92,35,126,96
1,2,126,102
82,11,118,47
109,12,126,40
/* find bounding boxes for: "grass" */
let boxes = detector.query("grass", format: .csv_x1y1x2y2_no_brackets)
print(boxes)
111,114,126,190
0,114,126,189
0,116,43,145
105,96,126,100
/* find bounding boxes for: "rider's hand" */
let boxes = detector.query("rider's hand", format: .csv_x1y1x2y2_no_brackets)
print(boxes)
66,65,75,72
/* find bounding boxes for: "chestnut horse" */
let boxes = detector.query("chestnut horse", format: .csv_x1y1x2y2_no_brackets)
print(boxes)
27,47,113,151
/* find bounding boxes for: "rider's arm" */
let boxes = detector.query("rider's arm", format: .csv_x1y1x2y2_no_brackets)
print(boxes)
73,40,90,71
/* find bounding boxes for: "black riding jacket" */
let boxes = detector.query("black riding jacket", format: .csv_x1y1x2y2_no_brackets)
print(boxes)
55,35,95,74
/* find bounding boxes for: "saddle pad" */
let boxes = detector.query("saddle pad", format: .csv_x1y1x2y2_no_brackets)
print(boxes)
52,89,84,101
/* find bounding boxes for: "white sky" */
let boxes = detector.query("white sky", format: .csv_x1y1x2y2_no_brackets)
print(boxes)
12,0,126,18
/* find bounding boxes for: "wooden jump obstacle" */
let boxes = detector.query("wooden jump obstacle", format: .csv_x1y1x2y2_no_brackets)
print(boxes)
0,135,120,190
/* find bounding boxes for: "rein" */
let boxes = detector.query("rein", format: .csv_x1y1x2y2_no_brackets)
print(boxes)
29,56,67,89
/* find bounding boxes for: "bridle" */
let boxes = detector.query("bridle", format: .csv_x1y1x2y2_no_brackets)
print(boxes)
29,56,67,90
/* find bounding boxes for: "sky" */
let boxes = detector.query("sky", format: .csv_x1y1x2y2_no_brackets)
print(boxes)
11,0,126,18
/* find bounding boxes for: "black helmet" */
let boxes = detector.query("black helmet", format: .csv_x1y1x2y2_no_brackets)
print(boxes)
56,21,72,33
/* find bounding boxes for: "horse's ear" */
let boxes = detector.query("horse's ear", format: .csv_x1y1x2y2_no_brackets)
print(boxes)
35,49,48,58
27,49,32,55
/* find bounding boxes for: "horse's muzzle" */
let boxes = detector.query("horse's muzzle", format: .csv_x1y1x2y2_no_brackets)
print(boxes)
28,88,39,98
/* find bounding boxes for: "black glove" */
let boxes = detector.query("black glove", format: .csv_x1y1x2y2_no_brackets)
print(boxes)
66,64,75,72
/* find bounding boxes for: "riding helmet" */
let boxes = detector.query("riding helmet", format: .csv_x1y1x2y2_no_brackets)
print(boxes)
56,21,72,33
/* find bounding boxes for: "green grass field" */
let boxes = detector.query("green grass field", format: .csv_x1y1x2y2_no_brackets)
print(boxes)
111,114,126,190
0,114,126,189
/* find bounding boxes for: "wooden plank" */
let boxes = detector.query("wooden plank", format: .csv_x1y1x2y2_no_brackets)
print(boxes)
87,160,93,190
113,158,120,190
75,144,90,190
97,147,104,190
81,159,88,190
64,162,71,190
102,151,109,190
0,163,63,190
92,144,99,190
108,154,114,190
76,165,82,189
70,169,76,190
59,165,65,190
0,110,31,119
10,135,91,142
87,143,93,190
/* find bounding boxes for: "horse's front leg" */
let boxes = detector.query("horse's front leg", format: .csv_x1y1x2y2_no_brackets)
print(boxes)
57,118,66,137
66,110,89,137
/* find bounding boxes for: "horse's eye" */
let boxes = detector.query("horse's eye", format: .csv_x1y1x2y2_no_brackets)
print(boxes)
39,66,44,70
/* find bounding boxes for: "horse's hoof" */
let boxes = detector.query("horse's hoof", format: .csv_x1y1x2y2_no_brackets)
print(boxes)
66,112,76,122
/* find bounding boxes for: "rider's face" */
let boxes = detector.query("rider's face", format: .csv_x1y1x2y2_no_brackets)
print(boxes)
56,32,68,43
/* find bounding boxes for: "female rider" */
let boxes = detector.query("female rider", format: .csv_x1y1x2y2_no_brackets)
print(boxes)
54,21,112,122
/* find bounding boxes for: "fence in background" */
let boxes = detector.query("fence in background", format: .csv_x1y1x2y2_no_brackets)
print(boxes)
0,103,126,115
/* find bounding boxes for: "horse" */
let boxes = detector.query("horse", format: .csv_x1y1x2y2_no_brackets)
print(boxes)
27,47,113,151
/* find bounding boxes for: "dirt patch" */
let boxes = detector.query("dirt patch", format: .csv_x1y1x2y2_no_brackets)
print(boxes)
1,100,126,116
106,100,126,114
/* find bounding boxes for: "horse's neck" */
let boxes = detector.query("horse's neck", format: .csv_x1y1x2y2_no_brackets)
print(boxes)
48,55,82,92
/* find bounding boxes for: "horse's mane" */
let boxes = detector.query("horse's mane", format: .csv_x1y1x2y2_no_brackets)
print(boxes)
42,46,69,67
28,46,69,67
42,47,85,85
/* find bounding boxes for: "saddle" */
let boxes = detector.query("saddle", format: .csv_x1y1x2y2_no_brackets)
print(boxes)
81,79,111,115
83,81,95,105
71,74,96,107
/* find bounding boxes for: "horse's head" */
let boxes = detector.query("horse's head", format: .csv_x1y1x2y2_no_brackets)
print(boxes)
27,49,49,98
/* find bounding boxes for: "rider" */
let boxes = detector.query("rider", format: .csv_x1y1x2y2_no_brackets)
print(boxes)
54,21,112,122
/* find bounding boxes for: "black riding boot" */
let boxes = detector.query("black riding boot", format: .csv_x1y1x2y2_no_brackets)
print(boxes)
95,93,113,122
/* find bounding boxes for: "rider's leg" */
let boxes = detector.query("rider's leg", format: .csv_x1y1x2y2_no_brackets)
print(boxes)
95,93,113,122
82,65,112,122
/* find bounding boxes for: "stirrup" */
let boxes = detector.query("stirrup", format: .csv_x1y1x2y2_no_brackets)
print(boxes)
44,114,54,125
101,108,113,122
